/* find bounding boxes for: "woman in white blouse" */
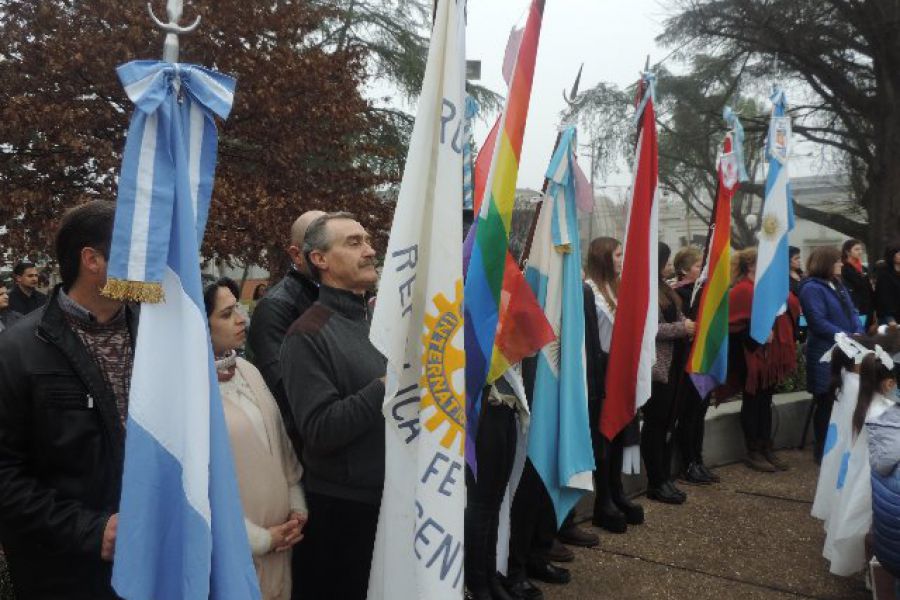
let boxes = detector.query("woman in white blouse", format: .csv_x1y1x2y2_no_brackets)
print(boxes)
204,277,307,600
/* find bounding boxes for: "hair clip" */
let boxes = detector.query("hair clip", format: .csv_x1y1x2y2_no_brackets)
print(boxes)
874,344,895,370
820,332,869,364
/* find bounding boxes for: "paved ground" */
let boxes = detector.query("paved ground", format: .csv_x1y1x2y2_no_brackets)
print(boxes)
536,449,870,600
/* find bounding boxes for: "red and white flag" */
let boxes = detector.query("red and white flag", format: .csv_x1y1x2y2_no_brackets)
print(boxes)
600,75,659,441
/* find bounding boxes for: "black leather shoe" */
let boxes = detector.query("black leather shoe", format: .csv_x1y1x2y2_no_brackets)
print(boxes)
612,494,645,525
682,462,712,485
592,500,627,533
504,578,544,600
698,462,720,482
539,537,574,562
646,484,684,505
466,588,494,600
526,561,571,584
557,524,599,548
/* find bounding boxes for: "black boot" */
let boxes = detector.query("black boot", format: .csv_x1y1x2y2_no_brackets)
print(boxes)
609,437,645,525
592,436,628,533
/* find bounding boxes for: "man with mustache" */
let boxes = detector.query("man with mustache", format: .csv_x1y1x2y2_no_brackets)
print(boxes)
280,212,386,600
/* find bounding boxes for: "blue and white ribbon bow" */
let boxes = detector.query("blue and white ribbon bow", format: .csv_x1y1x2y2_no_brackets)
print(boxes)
104,60,236,302
723,106,749,183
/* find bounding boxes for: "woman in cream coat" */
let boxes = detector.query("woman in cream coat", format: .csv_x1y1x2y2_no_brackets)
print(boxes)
204,277,307,600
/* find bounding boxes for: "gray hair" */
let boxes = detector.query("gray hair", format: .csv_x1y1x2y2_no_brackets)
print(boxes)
302,211,356,281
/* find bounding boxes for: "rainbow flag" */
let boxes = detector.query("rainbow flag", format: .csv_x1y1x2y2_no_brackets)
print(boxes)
463,0,550,464
687,115,746,384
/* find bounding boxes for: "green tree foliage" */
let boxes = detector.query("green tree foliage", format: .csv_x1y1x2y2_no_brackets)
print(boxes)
565,48,871,249
0,0,402,276
660,0,896,254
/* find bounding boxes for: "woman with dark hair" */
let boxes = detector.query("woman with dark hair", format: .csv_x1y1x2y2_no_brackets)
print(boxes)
249,282,268,317
726,248,800,472
671,247,718,484
253,283,268,301
583,237,645,531
641,243,695,504
798,246,863,464
874,242,900,326
204,277,307,600
789,246,804,297
840,239,873,327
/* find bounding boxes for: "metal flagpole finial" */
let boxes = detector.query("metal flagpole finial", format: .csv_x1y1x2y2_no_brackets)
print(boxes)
562,63,584,107
147,0,201,63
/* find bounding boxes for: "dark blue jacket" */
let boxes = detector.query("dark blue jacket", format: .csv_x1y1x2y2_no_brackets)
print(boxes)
869,404,900,578
871,470,900,578
798,277,862,395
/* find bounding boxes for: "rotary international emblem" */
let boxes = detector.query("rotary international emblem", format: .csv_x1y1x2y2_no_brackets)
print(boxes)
420,279,466,456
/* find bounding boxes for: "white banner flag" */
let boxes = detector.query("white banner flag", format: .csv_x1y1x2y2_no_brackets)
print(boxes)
367,1,466,598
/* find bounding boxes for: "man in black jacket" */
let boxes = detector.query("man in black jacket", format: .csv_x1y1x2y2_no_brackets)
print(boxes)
281,212,385,600
0,201,135,599
8,261,48,315
247,210,324,452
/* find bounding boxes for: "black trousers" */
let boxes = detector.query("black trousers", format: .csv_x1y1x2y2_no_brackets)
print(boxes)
465,402,518,591
676,379,710,466
641,381,677,488
293,492,380,600
812,392,835,462
507,459,556,583
740,388,774,445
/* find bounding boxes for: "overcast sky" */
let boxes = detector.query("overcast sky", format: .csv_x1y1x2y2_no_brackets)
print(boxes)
466,0,671,190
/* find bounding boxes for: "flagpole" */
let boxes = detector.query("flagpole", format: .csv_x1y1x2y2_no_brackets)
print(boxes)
147,0,201,63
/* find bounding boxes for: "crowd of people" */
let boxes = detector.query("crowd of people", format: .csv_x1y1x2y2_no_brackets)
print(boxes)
0,200,898,599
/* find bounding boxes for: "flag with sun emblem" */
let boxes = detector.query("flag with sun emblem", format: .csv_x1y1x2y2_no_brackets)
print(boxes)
750,86,795,344
523,125,595,527
367,0,466,598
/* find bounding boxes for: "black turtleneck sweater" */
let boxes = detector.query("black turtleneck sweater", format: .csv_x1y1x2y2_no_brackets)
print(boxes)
281,284,386,505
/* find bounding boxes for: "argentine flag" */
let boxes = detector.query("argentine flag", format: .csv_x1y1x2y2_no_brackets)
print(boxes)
105,61,261,599
750,87,796,344
523,126,595,527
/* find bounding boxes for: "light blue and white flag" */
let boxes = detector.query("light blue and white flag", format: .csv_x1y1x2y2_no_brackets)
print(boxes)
104,60,260,600
368,0,467,597
523,126,595,527
750,86,795,344
462,95,479,211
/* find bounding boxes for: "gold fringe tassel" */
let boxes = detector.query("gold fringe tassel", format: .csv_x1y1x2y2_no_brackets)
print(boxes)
101,278,165,304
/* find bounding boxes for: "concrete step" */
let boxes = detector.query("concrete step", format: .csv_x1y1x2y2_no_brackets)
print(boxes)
578,392,814,517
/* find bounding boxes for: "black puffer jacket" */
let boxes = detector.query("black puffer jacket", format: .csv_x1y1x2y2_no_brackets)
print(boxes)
247,269,319,452
841,262,873,324
0,288,136,599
